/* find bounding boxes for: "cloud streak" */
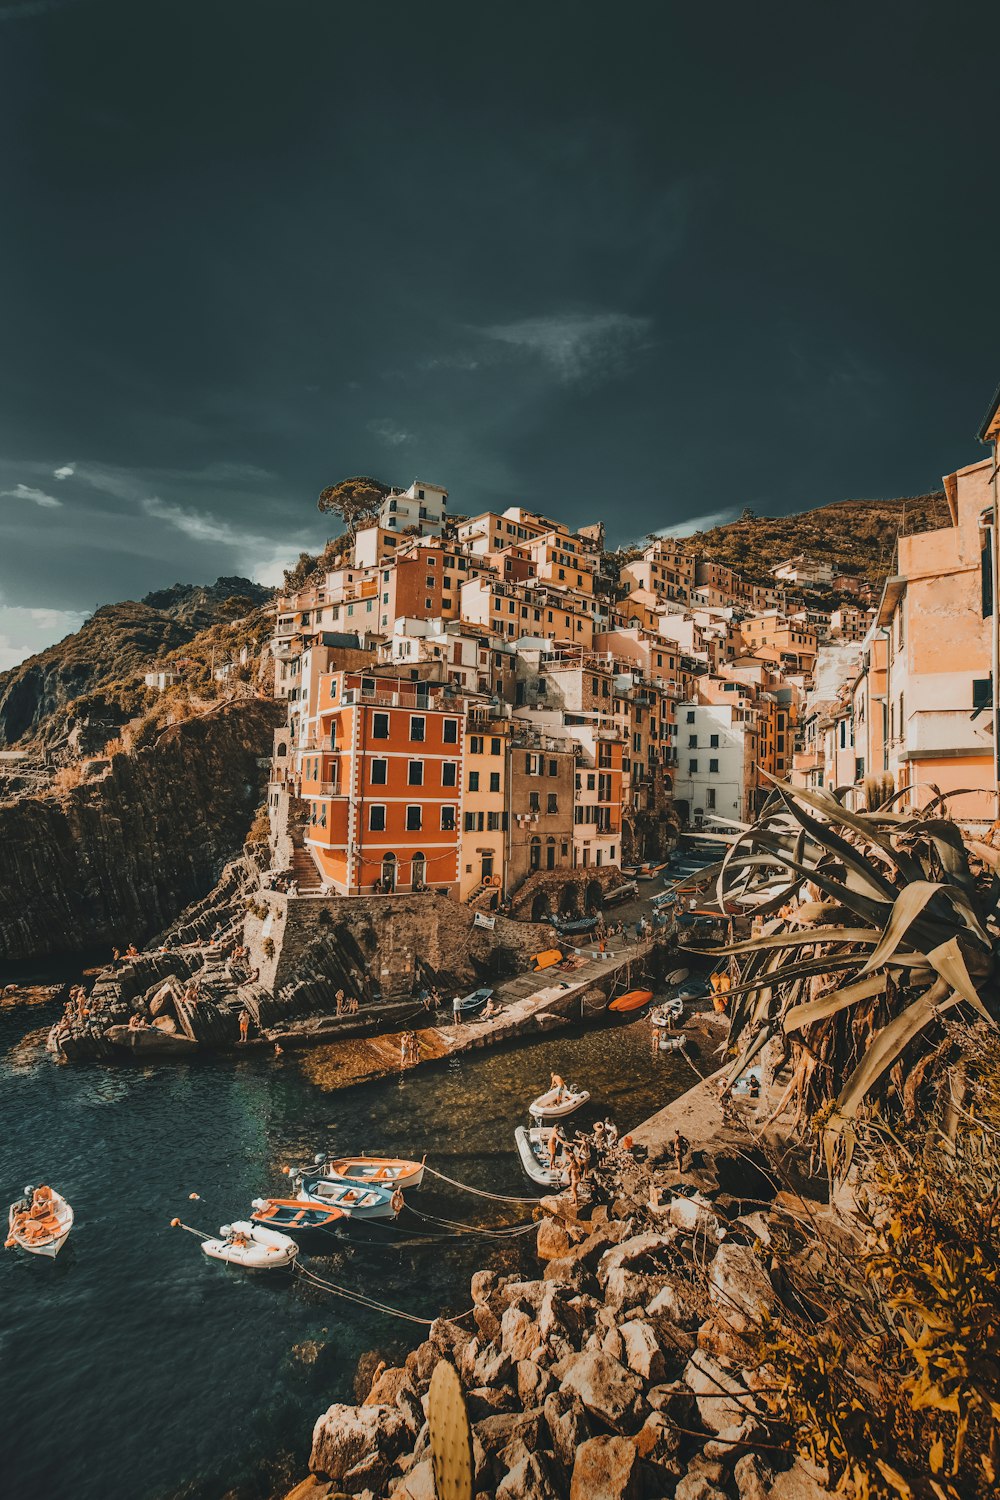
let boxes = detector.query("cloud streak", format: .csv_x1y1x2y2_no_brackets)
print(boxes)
367,417,414,447
1,482,62,509
654,507,738,538
52,463,75,480
477,311,653,384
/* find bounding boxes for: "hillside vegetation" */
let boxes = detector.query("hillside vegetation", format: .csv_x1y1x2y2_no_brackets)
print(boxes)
672,492,950,593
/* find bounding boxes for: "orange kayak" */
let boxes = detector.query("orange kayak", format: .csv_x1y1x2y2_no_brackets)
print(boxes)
533,949,563,971
608,988,654,1013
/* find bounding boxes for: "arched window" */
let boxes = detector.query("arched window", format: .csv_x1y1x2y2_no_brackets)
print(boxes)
546,836,556,870
276,741,288,758
529,836,541,872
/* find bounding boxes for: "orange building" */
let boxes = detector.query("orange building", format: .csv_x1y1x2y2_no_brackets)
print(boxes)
301,671,464,896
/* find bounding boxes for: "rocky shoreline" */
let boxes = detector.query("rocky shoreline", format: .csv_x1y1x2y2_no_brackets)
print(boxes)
284,1069,833,1500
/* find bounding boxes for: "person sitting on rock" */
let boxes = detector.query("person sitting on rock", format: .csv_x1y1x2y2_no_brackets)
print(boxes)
126,943,139,959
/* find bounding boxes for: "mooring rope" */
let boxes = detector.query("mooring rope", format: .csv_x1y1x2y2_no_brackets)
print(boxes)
421,1164,544,1205
295,1261,476,1326
405,1205,538,1238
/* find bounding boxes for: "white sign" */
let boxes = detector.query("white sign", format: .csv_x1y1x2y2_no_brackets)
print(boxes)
473,912,497,930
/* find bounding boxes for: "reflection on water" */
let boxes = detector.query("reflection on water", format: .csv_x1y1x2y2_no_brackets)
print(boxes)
0,999,691,1500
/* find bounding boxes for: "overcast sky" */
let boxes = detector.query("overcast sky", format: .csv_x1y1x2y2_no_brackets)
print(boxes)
1,0,998,669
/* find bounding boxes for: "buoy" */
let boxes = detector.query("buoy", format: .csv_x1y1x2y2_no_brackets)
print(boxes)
188,1192,201,1201
170,1217,181,1227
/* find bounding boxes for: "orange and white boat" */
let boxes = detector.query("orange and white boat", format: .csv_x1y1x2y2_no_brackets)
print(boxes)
316,1155,426,1192
607,988,654,1013
6,1185,74,1258
532,948,563,972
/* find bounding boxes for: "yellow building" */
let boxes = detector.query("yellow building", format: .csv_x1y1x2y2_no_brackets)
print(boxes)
460,712,510,900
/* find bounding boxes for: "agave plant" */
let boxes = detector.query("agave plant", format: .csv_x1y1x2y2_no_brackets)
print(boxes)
708,781,1000,1169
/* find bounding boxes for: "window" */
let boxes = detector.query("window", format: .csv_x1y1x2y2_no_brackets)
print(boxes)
489,771,500,793
529,837,541,871
709,758,719,773
710,734,719,748
688,734,698,748
443,719,458,744
587,773,596,790
707,789,716,810
547,793,558,813
369,805,386,831
491,737,501,755
689,759,698,773
441,806,456,831
373,712,389,739
408,761,424,786
464,811,475,832
468,770,480,791
406,806,422,831
410,715,425,742
529,791,540,813
686,710,695,724
424,598,432,610
549,759,558,776
371,758,388,785
470,735,483,754
442,761,457,787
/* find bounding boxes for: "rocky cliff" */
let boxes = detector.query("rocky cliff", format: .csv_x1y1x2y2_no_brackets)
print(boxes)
0,576,272,749
0,697,283,962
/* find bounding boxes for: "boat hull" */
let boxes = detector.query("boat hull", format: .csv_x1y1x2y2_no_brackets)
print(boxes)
515,1126,569,1190
529,1086,590,1120
250,1199,344,1237
297,1177,398,1220
202,1221,298,1271
608,988,654,1013
7,1189,73,1258
322,1157,426,1191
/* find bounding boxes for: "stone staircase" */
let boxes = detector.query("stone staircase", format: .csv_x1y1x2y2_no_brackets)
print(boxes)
290,842,323,891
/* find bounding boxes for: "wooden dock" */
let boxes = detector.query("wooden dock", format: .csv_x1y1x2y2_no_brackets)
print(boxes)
297,939,656,1092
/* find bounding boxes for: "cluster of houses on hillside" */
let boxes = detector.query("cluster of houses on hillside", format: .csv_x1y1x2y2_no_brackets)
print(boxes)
237,384,1000,910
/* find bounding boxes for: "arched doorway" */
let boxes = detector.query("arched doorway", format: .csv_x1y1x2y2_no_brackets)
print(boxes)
411,853,426,890
545,836,556,870
529,837,541,872
585,878,603,912
559,882,580,917
381,852,397,892
531,891,552,922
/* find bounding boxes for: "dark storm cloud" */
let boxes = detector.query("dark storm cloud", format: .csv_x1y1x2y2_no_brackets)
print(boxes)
1,0,998,665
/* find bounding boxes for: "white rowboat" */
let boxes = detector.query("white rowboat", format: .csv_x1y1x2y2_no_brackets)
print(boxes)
515,1126,571,1189
6,1186,73,1258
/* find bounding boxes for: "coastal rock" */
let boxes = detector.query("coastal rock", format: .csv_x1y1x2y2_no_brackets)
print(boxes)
394,1457,435,1500
557,1350,644,1432
669,1192,726,1241
501,1304,543,1363
396,1386,425,1436
475,1410,544,1456
466,1385,519,1419
471,1269,499,1305
474,1304,501,1342
363,1366,412,1407
615,1320,666,1382
633,1411,684,1470
542,1390,591,1469
707,1244,776,1334
498,1279,548,1312
429,1316,473,1359
495,1451,560,1500
646,1380,697,1424
536,1217,572,1261
538,1285,583,1345
542,1255,591,1292
674,1474,728,1500
769,1457,834,1500
602,1268,661,1309
682,1351,757,1434
597,1232,676,1285
569,1435,641,1500
517,1358,555,1409
309,1403,407,1481
645,1281,702,1329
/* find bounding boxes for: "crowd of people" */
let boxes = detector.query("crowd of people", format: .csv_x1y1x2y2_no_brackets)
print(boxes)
546,1116,634,1206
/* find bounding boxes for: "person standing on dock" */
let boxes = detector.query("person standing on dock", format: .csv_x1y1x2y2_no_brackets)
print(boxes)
238,1009,250,1044
672,1128,689,1172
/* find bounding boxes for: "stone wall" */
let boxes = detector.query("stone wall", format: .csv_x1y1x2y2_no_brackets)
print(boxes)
508,864,625,921
244,888,557,997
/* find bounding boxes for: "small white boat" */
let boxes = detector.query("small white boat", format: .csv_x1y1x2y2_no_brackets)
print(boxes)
649,998,684,1027
6,1185,74,1258
202,1220,298,1271
529,1083,590,1120
656,1032,687,1052
515,1126,571,1189
665,967,690,986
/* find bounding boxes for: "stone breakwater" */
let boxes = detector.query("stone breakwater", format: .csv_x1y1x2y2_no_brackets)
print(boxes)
286,1099,833,1500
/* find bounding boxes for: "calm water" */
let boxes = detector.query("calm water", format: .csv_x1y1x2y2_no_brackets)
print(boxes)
0,999,693,1500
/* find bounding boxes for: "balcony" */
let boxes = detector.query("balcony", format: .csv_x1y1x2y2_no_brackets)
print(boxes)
317,780,341,797
902,709,995,760
341,687,430,709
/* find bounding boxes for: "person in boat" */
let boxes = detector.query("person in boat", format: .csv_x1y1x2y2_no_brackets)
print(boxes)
547,1124,567,1168
550,1072,567,1101
230,1228,249,1248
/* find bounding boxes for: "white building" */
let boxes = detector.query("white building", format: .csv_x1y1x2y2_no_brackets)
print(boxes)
673,701,753,827
143,668,181,691
378,480,448,536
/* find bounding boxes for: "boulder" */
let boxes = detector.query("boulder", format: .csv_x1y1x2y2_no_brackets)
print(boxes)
769,1458,834,1500
536,1217,572,1261
495,1451,561,1500
682,1350,757,1434
404,1340,439,1388
517,1358,554,1409
616,1320,665,1382
632,1411,684,1472
538,1285,583,1345
475,1410,543,1459
501,1303,543,1363
708,1243,776,1334
602,1269,662,1309
557,1350,644,1432
542,1255,592,1292
499,1279,548,1312
342,1448,391,1494
646,1380,697,1425
674,1475,728,1500
474,1303,501,1343
597,1232,677,1286
669,1192,726,1241
704,1418,759,1459
394,1457,435,1500
309,1403,408,1481
429,1316,474,1358
569,1435,641,1500
466,1385,519,1420
396,1386,424,1436
363,1366,412,1407
733,1452,772,1500
470,1342,514,1389
645,1280,702,1330
471,1269,499,1305
542,1389,591,1468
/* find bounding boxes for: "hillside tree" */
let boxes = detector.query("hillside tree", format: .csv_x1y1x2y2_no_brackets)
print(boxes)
317,475,389,537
